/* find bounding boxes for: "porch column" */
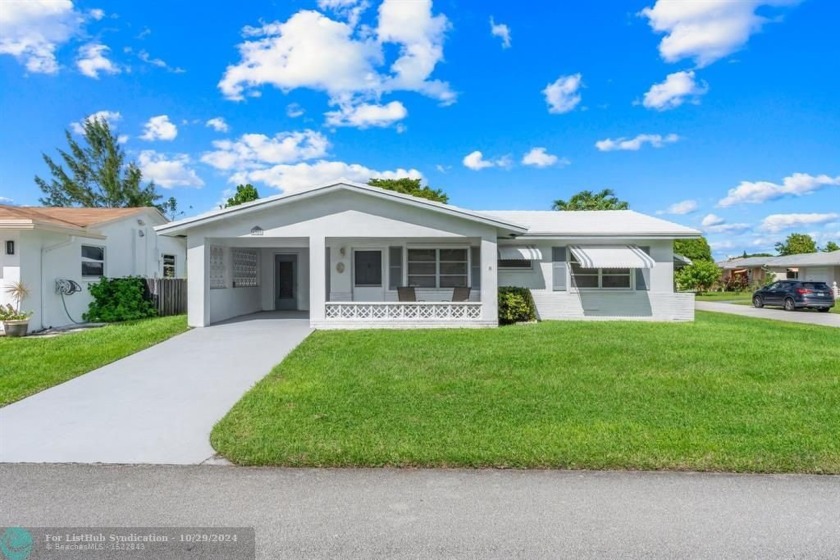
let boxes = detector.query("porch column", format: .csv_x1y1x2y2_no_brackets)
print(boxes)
187,235,210,327
309,235,326,324
480,235,498,324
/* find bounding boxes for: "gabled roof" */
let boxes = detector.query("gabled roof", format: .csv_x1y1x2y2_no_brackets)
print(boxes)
765,250,840,267
718,256,776,269
156,180,530,235
0,205,161,236
480,210,700,238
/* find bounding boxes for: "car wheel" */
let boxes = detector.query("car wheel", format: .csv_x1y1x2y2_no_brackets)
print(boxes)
818,308,830,313
752,296,764,308
784,298,796,311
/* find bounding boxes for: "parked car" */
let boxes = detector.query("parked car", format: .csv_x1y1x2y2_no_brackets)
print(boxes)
752,280,835,312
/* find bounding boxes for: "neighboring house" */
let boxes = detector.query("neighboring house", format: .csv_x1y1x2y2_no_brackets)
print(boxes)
764,251,840,286
719,251,840,289
0,206,186,332
718,256,777,285
156,181,700,329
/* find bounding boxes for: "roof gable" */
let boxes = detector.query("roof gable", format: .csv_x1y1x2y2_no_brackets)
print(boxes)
156,181,529,235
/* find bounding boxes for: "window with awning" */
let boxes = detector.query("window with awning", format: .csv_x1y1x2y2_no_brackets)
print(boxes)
498,245,542,269
568,245,654,290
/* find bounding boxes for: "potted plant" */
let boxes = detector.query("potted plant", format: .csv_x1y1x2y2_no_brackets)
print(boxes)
1,281,33,337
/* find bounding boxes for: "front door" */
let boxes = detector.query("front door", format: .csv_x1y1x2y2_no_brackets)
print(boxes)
353,249,384,301
275,254,298,310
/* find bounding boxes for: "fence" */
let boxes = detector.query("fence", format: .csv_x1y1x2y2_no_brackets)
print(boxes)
145,278,187,316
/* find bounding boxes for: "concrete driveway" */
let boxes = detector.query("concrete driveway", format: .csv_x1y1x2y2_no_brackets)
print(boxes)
0,312,311,464
696,301,840,327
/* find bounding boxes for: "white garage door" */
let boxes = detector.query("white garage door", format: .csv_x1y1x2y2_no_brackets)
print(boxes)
805,267,830,283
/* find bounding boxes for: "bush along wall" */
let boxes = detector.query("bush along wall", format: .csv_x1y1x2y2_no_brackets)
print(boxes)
498,286,537,325
83,277,158,322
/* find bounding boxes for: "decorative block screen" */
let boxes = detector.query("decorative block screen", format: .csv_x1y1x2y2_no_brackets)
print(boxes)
232,249,259,288
209,246,226,289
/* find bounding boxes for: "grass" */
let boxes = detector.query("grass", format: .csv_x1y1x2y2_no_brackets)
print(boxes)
212,312,840,473
695,292,754,302
0,315,188,406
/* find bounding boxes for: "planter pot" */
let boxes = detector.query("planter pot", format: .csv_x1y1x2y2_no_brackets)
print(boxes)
2,319,29,337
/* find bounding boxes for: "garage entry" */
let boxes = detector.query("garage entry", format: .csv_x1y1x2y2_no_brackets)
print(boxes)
805,267,830,283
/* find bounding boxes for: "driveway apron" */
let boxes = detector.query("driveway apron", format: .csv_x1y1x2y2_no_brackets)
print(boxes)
0,312,312,464
696,301,840,328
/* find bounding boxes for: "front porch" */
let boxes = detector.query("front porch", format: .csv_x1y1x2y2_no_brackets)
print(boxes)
188,235,499,329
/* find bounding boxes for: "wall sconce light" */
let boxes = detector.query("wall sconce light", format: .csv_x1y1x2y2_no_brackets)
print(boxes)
137,219,146,226
339,246,346,257
5,240,14,255
138,230,146,237
250,226,264,236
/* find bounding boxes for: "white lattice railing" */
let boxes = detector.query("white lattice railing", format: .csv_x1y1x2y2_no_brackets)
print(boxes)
325,302,482,321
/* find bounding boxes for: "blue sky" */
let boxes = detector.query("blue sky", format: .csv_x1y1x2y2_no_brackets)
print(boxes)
1,0,838,258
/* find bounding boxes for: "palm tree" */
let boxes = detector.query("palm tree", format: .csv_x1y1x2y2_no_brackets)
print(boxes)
552,188,629,211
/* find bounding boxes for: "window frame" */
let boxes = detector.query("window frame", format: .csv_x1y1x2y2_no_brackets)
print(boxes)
353,250,384,287
568,248,634,291
498,258,533,271
162,254,176,279
81,244,106,279
406,246,470,289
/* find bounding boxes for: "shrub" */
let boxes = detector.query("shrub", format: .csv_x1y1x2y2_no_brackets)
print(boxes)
84,277,157,322
675,260,721,294
498,286,537,325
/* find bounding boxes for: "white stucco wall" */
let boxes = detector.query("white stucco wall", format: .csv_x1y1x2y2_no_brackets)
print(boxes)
498,239,693,321
1,209,186,332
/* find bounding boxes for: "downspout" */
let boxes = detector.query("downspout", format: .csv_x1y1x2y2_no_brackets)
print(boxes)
40,235,76,330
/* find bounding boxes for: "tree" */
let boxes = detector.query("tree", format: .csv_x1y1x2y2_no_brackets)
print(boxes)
36,118,164,209
552,188,629,211
674,237,712,262
775,233,817,256
823,241,840,252
224,184,260,208
368,178,448,203
675,260,721,294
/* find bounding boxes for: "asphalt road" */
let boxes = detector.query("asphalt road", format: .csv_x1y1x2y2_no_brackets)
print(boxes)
2,464,839,559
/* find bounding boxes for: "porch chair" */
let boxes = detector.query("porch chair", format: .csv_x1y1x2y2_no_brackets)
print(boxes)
397,286,417,302
451,286,471,302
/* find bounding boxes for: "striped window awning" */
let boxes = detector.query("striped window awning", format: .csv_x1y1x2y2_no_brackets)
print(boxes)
569,245,655,269
497,245,543,261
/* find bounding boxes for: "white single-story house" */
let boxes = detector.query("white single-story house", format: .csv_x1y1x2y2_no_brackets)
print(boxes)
156,181,700,329
0,205,186,332
719,251,840,292
764,251,840,287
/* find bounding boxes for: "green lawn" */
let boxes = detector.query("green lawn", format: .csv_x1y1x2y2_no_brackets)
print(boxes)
212,312,840,473
0,315,188,406
695,292,754,302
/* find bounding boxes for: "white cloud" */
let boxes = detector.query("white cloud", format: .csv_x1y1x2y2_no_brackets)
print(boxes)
140,115,178,141
718,173,840,207
760,213,839,233
707,222,752,234
317,0,369,27
701,213,725,227
286,103,305,118
659,199,698,215
206,117,230,133
0,196,14,204
640,0,796,67
137,151,204,188
641,70,707,110
138,49,184,73
201,130,330,171
230,160,423,194
70,110,121,134
490,17,511,48
0,0,80,74
522,147,568,168
543,73,582,114
88,8,105,20
462,151,511,171
596,133,680,151
76,43,120,78
219,1,454,106
325,100,407,128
